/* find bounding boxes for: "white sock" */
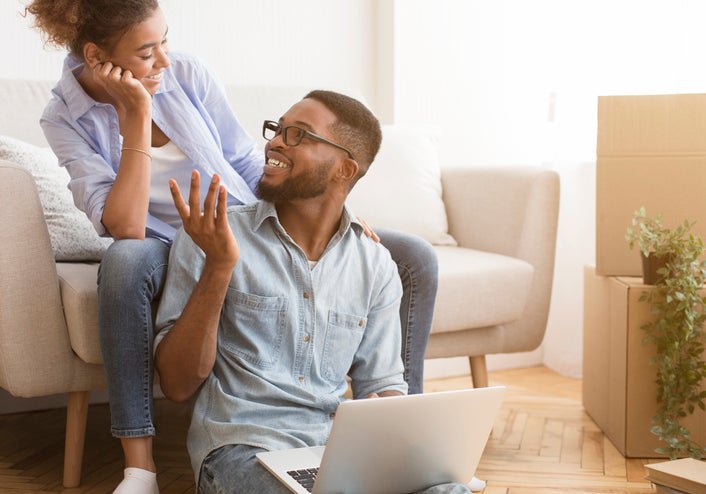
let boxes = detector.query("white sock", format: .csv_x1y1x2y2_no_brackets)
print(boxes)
468,476,486,492
113,467,159,494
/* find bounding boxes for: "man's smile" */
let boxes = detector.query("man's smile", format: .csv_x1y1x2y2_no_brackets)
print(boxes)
266,158,289,168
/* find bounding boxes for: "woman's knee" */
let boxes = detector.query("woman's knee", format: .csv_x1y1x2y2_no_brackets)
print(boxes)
378,229,438,281
98,239,169,294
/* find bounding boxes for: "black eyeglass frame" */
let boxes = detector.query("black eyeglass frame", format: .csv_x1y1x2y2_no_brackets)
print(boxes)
262,120,355,160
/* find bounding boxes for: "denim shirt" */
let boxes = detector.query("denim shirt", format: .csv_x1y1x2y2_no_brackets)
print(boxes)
154,201,408,480
40,52,263,242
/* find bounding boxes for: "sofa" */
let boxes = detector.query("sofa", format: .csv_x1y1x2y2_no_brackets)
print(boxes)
0,79,559,487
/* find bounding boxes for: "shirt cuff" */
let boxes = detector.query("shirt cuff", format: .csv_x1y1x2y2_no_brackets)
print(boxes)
353,377,408,400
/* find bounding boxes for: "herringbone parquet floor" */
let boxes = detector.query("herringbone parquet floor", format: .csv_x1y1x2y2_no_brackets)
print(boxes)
0,367,657,493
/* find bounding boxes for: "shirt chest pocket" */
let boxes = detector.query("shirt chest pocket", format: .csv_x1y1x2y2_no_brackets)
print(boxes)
220,288,288,369
321,310,367,382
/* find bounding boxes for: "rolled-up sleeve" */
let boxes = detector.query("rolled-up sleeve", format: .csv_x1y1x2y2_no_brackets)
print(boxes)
41,109,116,237
153,227,206,352
349,258,409,399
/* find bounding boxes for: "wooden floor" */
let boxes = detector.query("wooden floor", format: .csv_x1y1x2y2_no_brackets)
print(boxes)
0,366,656,493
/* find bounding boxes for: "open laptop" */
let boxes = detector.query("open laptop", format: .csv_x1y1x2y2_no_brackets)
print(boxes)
256,386,505,494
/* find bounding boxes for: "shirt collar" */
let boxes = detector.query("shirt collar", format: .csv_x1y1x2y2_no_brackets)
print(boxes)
154,63,178,95
253,200,365,237
59,54,178,120
59,54,98,121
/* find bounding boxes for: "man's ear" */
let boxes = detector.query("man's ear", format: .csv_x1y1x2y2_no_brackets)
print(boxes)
83,42,107,69
337,158,359,183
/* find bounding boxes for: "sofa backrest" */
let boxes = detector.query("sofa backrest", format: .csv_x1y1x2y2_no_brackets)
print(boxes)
0,80,54,146
0,79,453,247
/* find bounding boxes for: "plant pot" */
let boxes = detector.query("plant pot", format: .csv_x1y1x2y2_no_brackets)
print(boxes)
641,253,671,285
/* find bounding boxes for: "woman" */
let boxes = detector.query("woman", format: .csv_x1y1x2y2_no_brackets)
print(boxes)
26,1,438,493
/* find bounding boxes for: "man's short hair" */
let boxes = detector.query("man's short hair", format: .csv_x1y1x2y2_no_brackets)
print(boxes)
304,90,382,184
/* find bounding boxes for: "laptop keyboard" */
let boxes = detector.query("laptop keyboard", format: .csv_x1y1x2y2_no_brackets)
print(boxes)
287,468,318,492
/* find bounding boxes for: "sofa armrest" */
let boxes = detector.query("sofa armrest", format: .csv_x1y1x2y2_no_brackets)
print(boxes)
441,166,559,261
437,167,560,354
0,161,101,397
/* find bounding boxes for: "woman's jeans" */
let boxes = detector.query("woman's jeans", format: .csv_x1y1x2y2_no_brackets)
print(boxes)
98,238,170,438
198,444,470,494
376,228,438,394
97,230,438,438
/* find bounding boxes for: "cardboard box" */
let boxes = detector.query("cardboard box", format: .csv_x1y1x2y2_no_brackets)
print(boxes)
596,93,706,277
583,265,706,457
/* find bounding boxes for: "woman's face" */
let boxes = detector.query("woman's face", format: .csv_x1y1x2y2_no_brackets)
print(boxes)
102,7,171,95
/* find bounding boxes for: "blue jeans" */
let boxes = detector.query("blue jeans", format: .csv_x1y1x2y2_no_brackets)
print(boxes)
198,444,470,494
97,238,170,438
98,230,437,436
377,229,438,394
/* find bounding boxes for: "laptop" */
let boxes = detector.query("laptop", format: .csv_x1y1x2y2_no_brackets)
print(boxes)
256,386,505,494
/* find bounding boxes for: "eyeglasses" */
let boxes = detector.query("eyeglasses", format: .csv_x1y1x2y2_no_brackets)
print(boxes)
262,120,354,160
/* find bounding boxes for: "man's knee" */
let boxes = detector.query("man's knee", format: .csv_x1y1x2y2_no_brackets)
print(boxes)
198,445,290,494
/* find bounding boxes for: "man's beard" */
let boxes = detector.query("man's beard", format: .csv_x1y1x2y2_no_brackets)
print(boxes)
257,160,331,203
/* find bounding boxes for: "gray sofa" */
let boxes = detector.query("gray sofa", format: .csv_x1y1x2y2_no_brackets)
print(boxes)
0,79,559,487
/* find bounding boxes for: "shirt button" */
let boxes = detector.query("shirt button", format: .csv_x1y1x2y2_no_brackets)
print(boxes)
298,376,305,382
358,319,365,327
303,292,310,299
303,335,310,342
329,413,336,419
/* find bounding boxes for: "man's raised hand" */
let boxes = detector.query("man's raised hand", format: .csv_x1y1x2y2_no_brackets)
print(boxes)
170,170,239,269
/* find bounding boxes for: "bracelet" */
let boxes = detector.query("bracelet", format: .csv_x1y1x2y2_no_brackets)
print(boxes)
121,147,152,160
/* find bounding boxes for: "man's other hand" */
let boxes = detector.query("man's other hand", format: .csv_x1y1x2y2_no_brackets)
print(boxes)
365,390,404,399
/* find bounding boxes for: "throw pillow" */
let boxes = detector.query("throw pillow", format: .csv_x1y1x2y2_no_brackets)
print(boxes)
347,125,457,246
0,135,113,261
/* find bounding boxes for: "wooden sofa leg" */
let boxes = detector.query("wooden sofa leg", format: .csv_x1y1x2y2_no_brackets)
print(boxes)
469,355,489,388
63,390,89,488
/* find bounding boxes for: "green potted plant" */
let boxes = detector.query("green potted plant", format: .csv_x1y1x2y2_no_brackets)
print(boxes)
627,207,679,284
626,207,706,458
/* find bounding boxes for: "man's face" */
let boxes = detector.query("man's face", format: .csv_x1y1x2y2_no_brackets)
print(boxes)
258,99,343,203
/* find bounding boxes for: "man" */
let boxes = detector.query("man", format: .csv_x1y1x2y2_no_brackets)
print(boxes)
154,91,471,493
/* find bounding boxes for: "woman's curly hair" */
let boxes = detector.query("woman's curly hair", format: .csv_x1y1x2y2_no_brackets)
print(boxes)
25,0,159,57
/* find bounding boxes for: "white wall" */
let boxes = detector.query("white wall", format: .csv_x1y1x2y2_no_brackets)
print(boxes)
0,0,377,102
0,0,64,78
392,0,706,378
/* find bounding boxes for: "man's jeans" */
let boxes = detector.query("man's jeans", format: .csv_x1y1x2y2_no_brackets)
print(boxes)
97,229,437,437
198,444,471,494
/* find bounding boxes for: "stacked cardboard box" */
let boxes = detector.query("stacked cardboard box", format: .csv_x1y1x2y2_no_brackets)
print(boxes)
587,93,706,457
583,267,706,457
596,94,706,277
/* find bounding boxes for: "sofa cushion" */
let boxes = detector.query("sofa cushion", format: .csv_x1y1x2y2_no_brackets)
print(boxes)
56,262,102,365
347,125,457,246
431,246,534,333
0,136,113,261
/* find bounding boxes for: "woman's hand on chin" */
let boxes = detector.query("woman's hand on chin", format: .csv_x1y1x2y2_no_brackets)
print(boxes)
91,61,152,118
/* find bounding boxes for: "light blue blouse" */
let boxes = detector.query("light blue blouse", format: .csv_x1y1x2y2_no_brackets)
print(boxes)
40,52,263,242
